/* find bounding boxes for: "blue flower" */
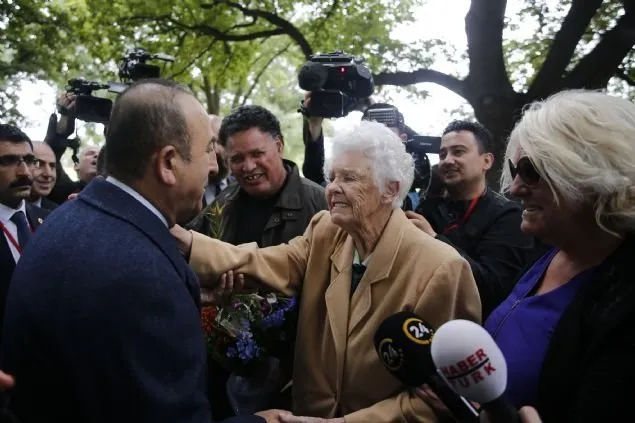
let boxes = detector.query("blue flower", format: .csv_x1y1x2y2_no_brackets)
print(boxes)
233,330,262,362
259,296,297,330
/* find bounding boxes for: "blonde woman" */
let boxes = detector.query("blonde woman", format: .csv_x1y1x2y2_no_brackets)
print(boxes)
484,90,635,423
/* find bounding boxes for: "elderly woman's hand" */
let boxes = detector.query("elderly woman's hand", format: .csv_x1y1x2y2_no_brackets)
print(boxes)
405,211,437,237
416,385,479,419
280,414,344,423
170,224,194,257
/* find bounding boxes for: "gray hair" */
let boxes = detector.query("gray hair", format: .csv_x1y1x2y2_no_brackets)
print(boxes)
324,120,414,208
501,89,635,236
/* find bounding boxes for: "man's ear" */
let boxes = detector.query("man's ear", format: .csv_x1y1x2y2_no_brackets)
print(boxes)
275,137,284,155
383,181,400,204
155,145,179,186
399,133,408,141
482,152,494,171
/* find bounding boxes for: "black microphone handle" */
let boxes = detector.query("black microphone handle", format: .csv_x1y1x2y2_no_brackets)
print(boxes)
481,396,521,423
427,372,480,423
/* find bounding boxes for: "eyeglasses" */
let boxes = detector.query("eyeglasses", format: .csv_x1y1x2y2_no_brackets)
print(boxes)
0,154,37,168
508,156,541,186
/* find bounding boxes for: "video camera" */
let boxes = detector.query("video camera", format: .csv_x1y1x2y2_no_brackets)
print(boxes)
298,51,374,118
363,107,440,191
63,47,175,123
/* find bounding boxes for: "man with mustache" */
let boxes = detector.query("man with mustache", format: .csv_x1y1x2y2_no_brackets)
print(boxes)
409,120,541,319
28,141,58,210
0,124,49,336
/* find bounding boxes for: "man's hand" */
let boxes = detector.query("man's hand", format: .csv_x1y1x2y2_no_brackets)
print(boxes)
303,93,323,142
255,409,293,423
170,224,193,257
57,92,77,137
280,415,344,423
405,211,437,237
200,270,245,305
0,371,15,391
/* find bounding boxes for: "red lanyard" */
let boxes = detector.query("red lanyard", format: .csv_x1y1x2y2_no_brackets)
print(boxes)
443,197,480,234
0,220,33,254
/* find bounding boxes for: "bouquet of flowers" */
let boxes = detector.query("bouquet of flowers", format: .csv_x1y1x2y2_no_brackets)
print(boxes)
200,292,296,374
199,202,298,375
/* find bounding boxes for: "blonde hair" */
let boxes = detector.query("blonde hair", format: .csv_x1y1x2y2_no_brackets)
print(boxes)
324,120,415,208
501,90,635,236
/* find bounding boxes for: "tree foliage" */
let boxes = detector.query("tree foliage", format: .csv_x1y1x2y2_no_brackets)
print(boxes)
3,0,635,184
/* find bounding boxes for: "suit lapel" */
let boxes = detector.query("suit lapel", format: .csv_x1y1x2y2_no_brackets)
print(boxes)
25,203,49,230
326,236,354,392
78,179,199,299
0,233,15,276
348,209,405,335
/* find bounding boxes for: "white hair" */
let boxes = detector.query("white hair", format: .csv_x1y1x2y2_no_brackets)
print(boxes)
501,89,635,236
323,120,415,208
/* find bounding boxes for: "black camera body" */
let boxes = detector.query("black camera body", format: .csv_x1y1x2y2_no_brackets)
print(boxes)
64,77,113,124
298,51,374,118
112,47,175,92
64,47,175,123
405,135,441,191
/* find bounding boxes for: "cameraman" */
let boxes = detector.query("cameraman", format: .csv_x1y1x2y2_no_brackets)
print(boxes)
302,95,422,210
44,93,100,203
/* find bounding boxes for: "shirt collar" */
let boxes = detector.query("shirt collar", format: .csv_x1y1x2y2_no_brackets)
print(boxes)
31,198,42,208
105,177,168,227
0,200,26,225
353,248,371,266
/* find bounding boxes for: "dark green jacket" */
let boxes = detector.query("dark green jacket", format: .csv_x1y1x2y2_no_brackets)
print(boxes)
189,160,327,247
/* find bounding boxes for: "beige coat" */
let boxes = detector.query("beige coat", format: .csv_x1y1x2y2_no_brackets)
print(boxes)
190,209,481,422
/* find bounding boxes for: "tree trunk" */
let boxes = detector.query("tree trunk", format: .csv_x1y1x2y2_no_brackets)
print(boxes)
470,93,524,192
202,75,221,115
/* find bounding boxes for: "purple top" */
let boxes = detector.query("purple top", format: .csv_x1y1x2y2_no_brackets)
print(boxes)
484,248,594,407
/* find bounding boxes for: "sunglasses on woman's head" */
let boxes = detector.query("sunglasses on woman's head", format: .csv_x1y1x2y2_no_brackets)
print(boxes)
508,156,541,186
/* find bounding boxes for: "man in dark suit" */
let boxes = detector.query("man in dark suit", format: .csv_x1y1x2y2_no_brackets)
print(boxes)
28,141,59,211
0,124,49,336
1,80,286,423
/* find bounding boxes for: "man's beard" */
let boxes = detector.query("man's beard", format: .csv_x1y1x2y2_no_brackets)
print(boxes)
208,153,229,184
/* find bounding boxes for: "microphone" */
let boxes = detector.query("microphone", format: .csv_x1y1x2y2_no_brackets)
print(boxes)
298,62,328,92
373,311,479,423
430,319,520,423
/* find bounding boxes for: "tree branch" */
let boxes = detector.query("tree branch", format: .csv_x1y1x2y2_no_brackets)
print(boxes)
202,0,314,58
241,43,293,106
168,40,217,79
464,0,514,102
527,0,604,100
561,7,635,90
373,69,466,98
123,15,287,42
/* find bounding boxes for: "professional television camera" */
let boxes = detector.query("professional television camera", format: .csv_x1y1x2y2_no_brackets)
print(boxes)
62,47,176,123
110,47,175,93
363,106,439,191
62,77,113,124
298,51,374,118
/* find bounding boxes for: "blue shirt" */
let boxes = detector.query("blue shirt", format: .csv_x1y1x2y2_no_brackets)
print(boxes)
484,248,593,407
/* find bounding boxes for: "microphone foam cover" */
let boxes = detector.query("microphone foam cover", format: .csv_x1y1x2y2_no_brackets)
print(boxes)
430,319,507,404
373,310,436,387
298,62,328,92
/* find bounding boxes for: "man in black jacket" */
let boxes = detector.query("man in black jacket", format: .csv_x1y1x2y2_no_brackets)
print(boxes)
410,120,542,319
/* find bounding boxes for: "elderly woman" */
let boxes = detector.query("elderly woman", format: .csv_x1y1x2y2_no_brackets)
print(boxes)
173,120,481,422
483,90,635,423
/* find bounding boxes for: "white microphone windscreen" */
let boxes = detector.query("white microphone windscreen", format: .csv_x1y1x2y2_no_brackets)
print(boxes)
430,319,507,404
